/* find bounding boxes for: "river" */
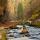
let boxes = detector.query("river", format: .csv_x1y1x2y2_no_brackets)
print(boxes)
6,25,40,40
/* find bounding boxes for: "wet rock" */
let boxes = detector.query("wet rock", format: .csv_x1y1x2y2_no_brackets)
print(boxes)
25,33,30,37
20,27,29,34
9,35,14,37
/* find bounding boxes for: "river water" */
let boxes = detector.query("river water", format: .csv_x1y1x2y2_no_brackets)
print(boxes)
6,25,40,40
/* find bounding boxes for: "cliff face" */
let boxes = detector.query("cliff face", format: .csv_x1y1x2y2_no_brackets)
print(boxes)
27,0,40,26
0,0,7,15
0,0,8,22
0,7,4,15
7,0,15,20
6,0,31,21
0,0,40,26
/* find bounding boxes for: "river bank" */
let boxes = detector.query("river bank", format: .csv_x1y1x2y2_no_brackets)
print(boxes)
29,24,40,28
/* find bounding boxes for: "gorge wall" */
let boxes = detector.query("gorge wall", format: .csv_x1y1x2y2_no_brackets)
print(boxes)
0,0,40,27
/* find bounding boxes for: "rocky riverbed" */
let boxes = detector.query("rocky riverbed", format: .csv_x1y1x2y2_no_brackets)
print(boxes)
6,25,40,40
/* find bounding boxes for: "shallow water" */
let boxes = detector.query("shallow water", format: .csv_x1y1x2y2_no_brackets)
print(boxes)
28,27,40,40
6,25,40,40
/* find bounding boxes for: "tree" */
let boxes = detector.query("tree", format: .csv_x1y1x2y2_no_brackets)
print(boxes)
17,3,23,19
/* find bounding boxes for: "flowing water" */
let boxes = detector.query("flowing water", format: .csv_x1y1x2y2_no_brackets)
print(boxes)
6,25,40,40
